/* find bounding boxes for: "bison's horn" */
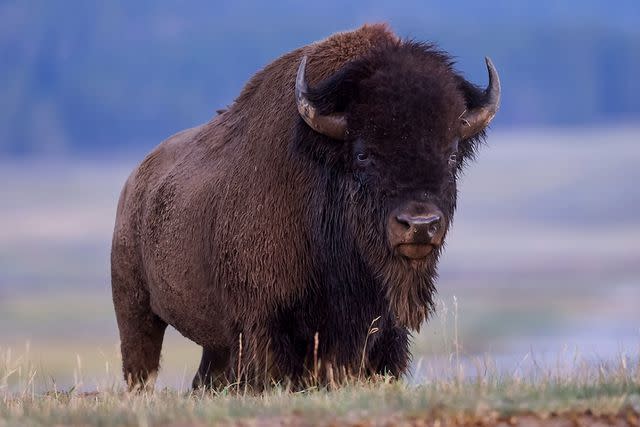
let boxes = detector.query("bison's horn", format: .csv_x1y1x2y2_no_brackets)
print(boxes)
295,56,348,140
460,57,501,139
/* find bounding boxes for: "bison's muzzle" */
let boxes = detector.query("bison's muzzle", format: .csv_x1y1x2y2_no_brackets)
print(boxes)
388,203,445,259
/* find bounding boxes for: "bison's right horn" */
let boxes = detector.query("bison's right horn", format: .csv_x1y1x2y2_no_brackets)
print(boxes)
295,56,348,140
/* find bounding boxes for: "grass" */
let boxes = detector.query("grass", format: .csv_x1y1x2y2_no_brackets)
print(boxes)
1,350,639,426
2,299,640,427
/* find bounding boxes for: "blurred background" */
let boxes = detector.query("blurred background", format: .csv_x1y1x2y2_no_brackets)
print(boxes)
1,1,639,389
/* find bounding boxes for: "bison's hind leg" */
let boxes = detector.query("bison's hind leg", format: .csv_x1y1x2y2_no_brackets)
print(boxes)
192,346,231,389
112,264,167,391
119,309,167,391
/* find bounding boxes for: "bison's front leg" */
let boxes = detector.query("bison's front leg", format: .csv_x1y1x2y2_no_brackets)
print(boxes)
366,326,410,378
192,346,231,389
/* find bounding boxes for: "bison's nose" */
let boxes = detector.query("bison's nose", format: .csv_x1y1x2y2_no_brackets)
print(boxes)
395,213,442,242
389,206,445,259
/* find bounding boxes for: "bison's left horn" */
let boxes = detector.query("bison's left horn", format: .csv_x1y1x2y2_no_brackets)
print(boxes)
295,56,348,140
460,57,501,139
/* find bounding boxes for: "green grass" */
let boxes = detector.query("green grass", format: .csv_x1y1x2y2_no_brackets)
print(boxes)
1,370,639,426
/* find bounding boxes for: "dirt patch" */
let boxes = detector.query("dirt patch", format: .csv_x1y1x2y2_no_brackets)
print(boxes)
196,411,640,427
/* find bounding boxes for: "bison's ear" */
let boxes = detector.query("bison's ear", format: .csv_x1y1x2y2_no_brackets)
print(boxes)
295,56,369,141
458,57,501,140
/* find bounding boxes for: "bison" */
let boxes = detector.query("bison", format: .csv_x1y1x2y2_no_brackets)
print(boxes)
111,23,500,390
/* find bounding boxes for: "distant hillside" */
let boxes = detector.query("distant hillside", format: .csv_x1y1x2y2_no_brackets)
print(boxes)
1,0,639,156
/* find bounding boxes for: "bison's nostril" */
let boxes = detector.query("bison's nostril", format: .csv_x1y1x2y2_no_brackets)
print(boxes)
414,215,441,238
395,213,412,228
427,221,440,238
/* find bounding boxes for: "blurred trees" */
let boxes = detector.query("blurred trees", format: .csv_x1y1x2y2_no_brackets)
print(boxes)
1,0,638,156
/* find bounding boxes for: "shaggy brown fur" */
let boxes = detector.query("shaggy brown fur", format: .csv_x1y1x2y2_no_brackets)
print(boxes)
111,23,494,390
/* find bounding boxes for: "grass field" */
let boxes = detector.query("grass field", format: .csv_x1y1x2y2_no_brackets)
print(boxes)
2,346,639,426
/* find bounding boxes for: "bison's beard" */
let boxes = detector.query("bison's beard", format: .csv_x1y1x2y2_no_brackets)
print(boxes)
375,251,439,331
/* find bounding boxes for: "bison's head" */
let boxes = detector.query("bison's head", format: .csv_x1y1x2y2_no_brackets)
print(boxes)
294,41,500,329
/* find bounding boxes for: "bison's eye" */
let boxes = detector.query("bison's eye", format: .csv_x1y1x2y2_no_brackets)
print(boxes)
448,152,458,167
356,152,369,164
448,139,460,168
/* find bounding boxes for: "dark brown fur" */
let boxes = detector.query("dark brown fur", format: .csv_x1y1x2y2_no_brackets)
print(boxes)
111,24,491,390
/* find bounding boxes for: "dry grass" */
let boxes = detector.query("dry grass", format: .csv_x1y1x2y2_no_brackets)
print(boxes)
1,343,640,427
2,299,640,426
